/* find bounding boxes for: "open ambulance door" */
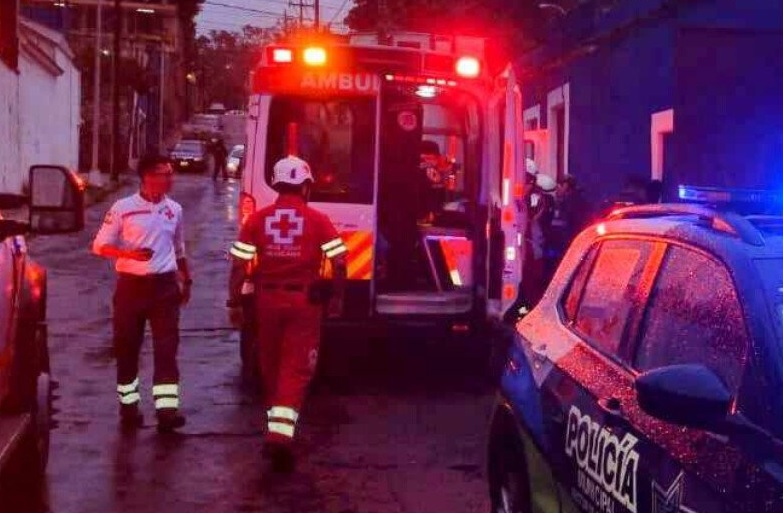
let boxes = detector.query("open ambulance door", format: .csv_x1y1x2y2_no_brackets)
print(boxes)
486,65,525,320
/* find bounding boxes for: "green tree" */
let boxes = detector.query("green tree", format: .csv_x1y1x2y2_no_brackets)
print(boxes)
194,26,274,111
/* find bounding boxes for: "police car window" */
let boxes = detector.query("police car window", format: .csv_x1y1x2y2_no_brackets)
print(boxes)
574,240,653,358
634,247,748,391
562,245,599,323
266,96,376,204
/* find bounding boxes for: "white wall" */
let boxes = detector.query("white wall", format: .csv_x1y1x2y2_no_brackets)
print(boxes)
18,43,81,192
0,65,22,192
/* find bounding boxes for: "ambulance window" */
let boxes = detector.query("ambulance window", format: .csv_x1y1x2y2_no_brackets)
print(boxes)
266,96,376,204
418,93,481,219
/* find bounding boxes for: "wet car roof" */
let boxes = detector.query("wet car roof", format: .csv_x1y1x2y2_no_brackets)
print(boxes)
600,213,783,259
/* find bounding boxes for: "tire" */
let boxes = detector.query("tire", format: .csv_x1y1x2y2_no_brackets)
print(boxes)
488,424,532,512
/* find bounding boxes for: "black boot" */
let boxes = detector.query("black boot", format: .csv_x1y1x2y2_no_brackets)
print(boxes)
156,409,186,432
262,442,295,473
120,404,144,430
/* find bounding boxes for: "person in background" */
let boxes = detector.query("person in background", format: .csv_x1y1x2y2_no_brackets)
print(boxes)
549,175,588,276
212,138,229,181
646,179,664,204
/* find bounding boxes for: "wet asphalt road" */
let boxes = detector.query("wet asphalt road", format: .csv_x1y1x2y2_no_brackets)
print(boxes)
22,174,494,512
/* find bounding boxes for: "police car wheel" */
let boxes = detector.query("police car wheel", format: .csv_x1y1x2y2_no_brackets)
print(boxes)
489,431,531,512
497,468,528,513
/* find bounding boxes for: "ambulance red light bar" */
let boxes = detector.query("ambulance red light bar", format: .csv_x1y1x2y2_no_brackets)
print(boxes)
455,56,481,78
303,47,327,66
272,48,293,63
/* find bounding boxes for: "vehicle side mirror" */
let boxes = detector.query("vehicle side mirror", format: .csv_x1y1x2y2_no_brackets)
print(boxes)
29,165,85,235
635,364,731,431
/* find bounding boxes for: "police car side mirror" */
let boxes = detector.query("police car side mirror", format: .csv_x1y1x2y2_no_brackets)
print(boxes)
28,165,85,235
635,364,731,431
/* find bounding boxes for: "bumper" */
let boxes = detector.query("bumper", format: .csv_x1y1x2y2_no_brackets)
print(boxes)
172,160,207,173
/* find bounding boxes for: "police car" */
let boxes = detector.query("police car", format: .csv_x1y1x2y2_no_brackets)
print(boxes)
487,186,783,512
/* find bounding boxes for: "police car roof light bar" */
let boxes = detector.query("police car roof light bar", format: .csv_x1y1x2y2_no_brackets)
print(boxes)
607,204,765,246
678,185,783,206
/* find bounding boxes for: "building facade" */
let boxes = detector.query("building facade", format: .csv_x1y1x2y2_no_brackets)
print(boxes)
1,2,81,193
519,0,783,204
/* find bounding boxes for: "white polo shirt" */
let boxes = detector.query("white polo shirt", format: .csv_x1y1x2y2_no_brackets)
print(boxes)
92,193,186,276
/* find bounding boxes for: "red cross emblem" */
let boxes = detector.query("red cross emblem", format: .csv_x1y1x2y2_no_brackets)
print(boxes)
265,208,304,245
159,206,175,220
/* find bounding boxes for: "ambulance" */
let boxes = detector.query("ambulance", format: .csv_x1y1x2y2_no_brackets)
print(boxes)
238,32,528,343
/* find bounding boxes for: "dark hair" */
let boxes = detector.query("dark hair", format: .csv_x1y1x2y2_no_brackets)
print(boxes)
560,175,578,189
421,140,441,156
273,182,307,195
137,154,170,178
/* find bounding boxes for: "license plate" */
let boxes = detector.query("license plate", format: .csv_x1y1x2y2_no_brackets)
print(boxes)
180,161,190,166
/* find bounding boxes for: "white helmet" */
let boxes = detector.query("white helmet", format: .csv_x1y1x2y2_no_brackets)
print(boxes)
272,156,314,187
536,173,557,193
525,158,538,175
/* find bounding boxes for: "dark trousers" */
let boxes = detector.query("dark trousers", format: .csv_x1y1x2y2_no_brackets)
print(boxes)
113,272,181,411
213,159,227,180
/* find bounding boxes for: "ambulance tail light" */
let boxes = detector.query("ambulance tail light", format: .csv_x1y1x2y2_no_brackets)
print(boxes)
239,192,256,226
272,47,293,63
455,56,480,78
303,47,327,66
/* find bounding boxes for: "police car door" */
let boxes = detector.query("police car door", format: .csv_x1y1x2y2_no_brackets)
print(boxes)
620,243,758,512
540,237,663,513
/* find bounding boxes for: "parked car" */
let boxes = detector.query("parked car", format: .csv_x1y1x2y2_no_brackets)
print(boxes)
226,144,245,178
488,186,783,512
207,103,227,115
169,140,210,174
0,166,84,491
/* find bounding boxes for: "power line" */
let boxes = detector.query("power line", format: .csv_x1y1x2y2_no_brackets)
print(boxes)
328,0,350,24
203,1,284,17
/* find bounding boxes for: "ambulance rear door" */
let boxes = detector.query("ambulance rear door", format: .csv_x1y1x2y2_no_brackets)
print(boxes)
486,65,525,319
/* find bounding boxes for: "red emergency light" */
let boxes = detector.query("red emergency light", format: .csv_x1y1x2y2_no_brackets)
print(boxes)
272,48,293,63
455,56,481,78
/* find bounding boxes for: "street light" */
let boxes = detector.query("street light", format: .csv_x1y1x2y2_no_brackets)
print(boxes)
538,2,567,16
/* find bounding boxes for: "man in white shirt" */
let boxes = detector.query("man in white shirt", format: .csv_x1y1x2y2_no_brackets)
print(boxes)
92,155,192,432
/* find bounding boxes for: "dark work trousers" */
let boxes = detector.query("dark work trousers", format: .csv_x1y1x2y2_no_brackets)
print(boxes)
113,272,182,412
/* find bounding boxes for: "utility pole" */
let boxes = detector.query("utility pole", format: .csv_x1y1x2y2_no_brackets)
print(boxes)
314,0,319,29
289,0,306,27
89,0,103,186
159,42,165,152
110,0,122,182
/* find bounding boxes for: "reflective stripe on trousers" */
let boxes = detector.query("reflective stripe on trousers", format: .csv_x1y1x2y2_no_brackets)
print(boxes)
267,406,298,439
117,377,140,405
153,383,180,410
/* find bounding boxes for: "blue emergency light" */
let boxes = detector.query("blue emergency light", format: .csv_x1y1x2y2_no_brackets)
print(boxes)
678,185,783,207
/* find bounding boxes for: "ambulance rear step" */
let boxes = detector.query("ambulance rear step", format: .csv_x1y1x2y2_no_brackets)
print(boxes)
376,291,472,315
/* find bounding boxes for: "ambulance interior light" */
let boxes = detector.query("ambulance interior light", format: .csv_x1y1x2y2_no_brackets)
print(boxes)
455,56,480,78
415,85,438,98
